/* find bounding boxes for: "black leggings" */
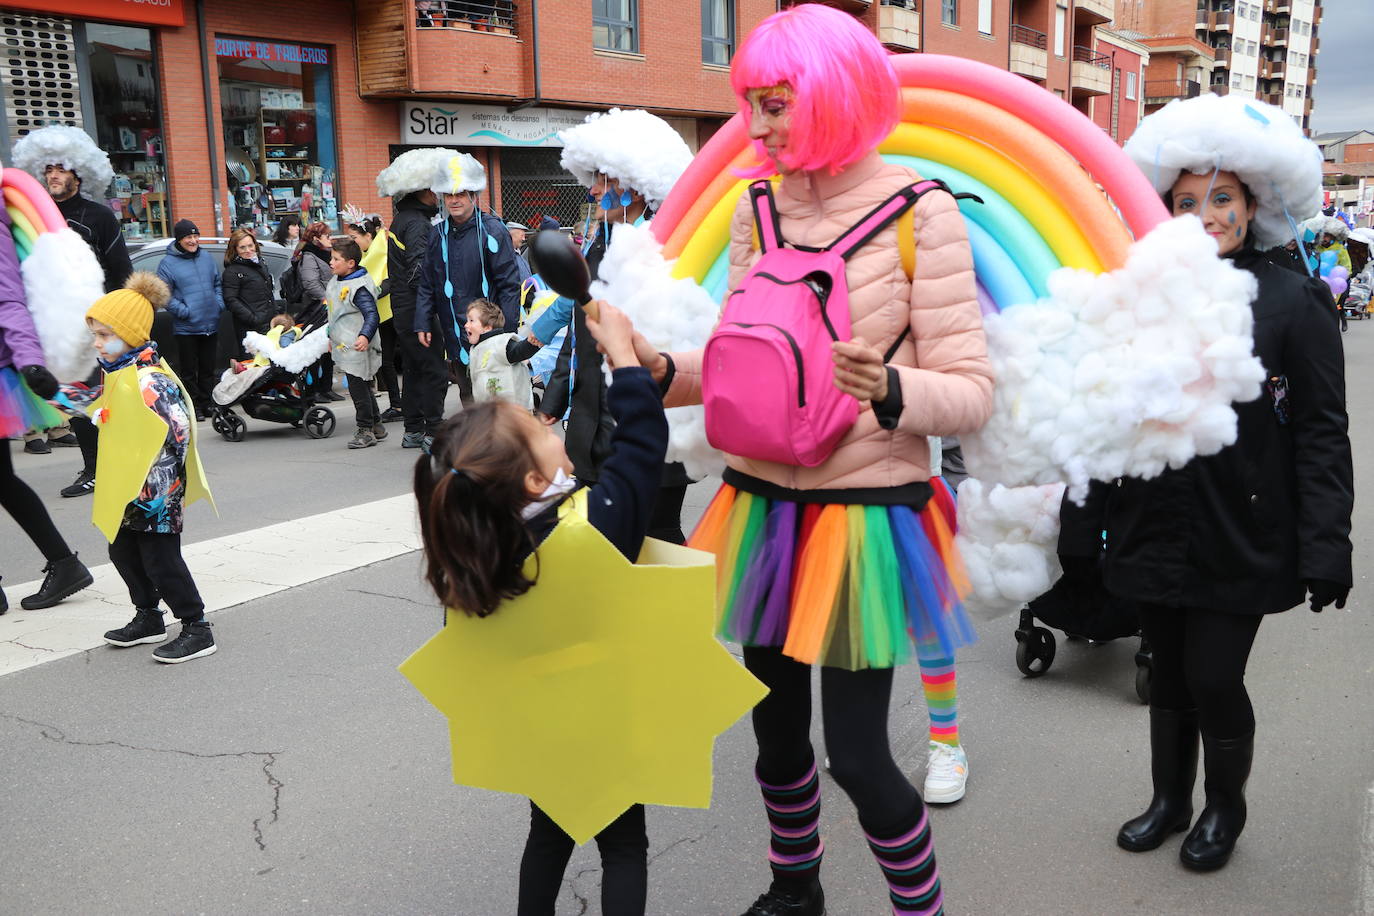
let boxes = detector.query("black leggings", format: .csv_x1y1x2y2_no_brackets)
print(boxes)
376,318,401,404
517,801,647,916
745,645,920,827
0,440,72,564
1140,604,1263,739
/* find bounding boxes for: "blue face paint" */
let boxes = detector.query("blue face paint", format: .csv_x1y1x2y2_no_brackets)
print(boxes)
1235,227,1244,238
1228,212,1237,225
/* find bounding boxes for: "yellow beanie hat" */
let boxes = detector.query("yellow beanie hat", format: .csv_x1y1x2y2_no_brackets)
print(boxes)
86,271,170,346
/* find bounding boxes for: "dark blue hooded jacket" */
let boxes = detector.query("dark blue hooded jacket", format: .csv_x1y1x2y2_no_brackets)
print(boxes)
156,241,225,335
414,209,522,358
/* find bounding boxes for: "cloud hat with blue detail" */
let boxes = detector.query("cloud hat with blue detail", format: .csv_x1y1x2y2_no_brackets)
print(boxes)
1125,94,1322,249
557,108,693,210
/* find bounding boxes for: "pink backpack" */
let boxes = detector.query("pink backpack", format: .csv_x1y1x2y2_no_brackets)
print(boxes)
703,179,946,467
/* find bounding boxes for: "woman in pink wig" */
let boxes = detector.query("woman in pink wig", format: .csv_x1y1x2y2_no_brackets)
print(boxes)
635,6,991,914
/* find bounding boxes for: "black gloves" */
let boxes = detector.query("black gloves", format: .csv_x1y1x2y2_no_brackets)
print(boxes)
20,365,58,399
1306,578,1349,613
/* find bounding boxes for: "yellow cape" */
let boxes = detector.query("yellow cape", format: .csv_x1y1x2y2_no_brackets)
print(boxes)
90,360,214,543
399,490,766,844
361,229,392,323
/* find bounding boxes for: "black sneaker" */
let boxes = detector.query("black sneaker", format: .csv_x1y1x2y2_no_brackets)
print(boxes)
104,608,167,646
401,431,427,449
152,620,217,663
23,438,51,455
20,554,94,609
60,468,95,498
379,406,403,423
48,433,79,447
742,881,825,916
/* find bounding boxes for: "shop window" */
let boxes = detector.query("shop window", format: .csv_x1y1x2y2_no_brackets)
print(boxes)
594,0,638,53
702,0,733,66
215,37,338,235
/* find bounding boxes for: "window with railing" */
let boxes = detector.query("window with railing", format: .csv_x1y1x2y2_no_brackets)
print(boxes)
702,0,733,65
594,0,638,53
415,1,516,33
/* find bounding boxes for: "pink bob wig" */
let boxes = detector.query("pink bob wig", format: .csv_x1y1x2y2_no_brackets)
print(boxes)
731,4,900,177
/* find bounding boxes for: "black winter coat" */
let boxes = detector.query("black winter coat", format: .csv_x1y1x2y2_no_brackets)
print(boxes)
386,193,438,321
57,194,132,292
414,209,522,357
1103,247,1353,614
222,257,277,338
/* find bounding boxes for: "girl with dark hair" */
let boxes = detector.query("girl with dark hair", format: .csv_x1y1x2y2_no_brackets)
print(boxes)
271,214,301,247
222,228,276,356
414,300,664,915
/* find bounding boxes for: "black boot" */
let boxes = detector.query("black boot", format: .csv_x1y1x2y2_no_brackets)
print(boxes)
20,554,94,610
1180,729,1253,871
1118,707,1199,851
104,608,167,647
742,879,825,916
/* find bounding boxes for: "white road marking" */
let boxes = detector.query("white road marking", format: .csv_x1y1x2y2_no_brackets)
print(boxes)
0,494,421,678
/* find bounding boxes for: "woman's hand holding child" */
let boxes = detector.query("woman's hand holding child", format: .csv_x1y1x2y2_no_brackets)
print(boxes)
353,335,369,352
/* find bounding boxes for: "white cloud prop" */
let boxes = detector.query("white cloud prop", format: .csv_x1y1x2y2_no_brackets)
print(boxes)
955,479,1066,618
12,125,114,198
376,147,459,198
22,228,105,381
591,222,723,478
960,215,1265,502
558,109,694,209
243,327,330,375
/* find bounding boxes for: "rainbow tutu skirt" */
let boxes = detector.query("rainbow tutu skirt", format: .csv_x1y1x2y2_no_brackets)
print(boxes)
0,366,62,439
689,477,975,671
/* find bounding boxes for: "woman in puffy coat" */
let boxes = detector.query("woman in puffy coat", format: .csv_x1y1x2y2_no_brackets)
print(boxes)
0,206,93,612
222,228,277,356
632,8,991,914
1111,95,1353,872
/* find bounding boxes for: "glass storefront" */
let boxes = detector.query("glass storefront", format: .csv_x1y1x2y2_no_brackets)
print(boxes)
0,13,169,242
215,36,338,233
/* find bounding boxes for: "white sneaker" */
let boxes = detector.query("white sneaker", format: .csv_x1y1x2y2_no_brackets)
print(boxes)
923,741,968,804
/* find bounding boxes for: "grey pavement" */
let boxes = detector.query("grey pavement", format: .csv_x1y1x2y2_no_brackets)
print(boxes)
2,326,1374,915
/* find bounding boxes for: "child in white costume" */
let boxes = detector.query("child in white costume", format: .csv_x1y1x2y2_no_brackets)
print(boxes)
464,297,540,408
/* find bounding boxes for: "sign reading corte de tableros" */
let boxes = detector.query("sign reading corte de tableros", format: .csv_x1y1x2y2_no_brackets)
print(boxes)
400,103,587,147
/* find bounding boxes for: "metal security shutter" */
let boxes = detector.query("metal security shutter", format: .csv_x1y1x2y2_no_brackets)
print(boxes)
1,13,81,139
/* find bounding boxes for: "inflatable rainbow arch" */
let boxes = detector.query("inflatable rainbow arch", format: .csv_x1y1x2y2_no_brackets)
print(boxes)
652,55,1173,312
2,166,68,260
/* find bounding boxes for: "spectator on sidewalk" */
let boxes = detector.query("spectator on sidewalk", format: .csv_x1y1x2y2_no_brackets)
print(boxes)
415,153,523,408
10,124,131,499
157,219,224,420
272,214,301,248
378,147,453,451
223,228,278,358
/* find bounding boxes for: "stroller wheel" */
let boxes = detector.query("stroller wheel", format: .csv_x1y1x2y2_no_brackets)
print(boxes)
219,412,246,443
304,406,336,439
1015,625,1056,677
210,412,229,436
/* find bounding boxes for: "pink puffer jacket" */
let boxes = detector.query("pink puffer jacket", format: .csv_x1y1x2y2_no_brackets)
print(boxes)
665,152,993,491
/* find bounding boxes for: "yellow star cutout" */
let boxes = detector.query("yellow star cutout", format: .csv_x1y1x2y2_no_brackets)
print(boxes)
399,491,767,844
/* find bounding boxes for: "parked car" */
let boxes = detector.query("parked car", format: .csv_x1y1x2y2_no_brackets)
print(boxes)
130,237,295,369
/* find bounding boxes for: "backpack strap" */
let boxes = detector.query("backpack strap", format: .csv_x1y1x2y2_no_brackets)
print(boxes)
830,179,946,263
748,181,785,254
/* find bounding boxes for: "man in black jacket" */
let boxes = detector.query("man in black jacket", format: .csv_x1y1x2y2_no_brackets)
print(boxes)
386,188,449,449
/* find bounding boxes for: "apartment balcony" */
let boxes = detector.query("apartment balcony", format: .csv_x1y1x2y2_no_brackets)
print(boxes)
1073,0,1113,26
1196,7,1210,29
1270,59,1286,78
877,1,920,51
1272,27,1289,47
1264,92,1283,105
1213,47,1231,67
1070,45,1112,96
1275,0,1290,10
358,0,525,98
1208,83,1231,96
1010,24,1049,81
1314,3,1322,24
1260,26,1273,44
1259,60,1273,78
1210,10,1234,31
1145,78,1201,105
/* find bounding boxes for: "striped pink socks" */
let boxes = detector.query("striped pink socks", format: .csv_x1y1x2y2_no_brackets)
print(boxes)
864,804,944,915
757,760,825,887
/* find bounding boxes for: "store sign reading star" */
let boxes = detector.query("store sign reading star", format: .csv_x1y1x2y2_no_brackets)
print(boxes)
401,103,586,148
215,39,329,65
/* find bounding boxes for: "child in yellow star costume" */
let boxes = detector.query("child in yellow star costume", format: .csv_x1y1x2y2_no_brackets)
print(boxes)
403,300,763,914
85,272,217,664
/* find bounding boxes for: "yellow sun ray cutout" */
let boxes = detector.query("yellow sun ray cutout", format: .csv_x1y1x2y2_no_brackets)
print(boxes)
399,491,767,844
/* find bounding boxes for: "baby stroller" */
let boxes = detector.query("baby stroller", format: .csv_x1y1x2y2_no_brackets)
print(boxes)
210,324,336,442
1014,482,1153,703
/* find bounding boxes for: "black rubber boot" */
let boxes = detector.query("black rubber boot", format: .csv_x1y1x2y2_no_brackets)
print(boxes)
1118,707,1199,851
1180,729,1253,871
20,554,94,610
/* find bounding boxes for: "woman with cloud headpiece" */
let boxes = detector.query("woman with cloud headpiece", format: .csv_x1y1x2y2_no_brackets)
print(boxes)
1111,94,1352,872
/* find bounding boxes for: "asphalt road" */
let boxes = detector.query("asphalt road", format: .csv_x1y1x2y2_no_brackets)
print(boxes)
2,325,1372,914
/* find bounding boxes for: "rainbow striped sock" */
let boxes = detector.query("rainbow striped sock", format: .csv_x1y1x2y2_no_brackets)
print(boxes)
917,644,959,747
757,759,824,887
864,804,944,915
